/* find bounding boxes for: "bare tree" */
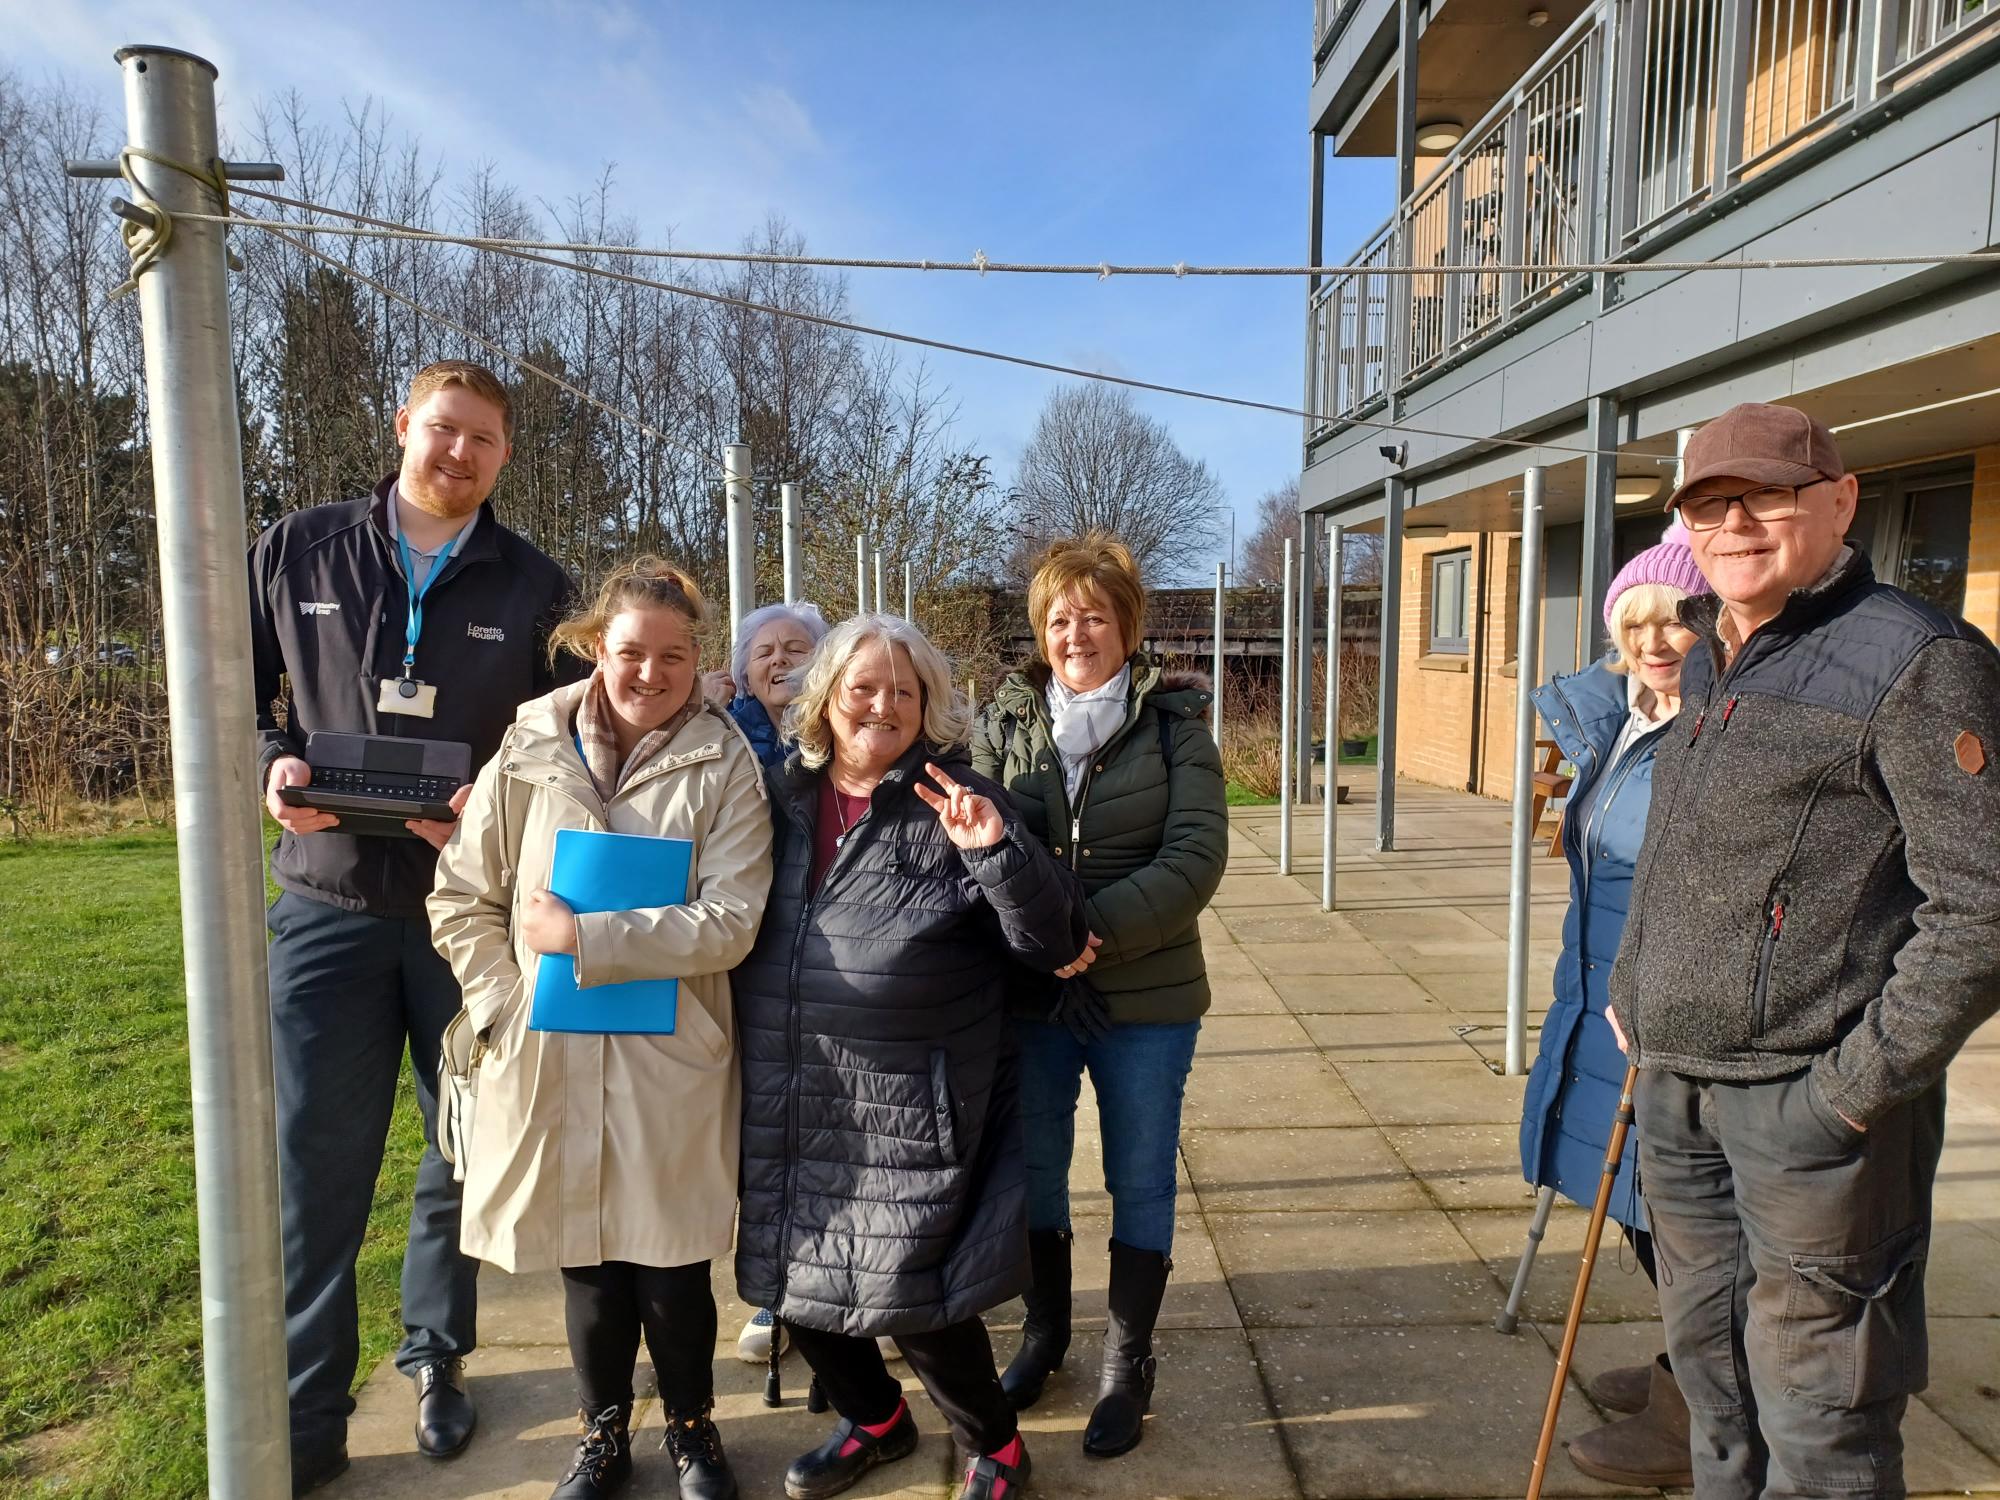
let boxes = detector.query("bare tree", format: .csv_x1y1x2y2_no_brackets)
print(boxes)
1239,476,1383,586
1008,384,1222,585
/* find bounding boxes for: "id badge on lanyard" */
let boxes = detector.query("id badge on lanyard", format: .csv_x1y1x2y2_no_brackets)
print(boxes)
379,532,456,719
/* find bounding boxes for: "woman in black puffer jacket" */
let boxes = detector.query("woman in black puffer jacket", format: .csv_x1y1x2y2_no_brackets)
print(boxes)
734,614,1089,1500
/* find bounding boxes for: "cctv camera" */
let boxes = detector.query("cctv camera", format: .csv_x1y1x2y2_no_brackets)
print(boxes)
1378,442,1408,467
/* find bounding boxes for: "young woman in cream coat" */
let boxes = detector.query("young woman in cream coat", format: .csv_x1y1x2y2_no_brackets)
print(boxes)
429,559,773,1500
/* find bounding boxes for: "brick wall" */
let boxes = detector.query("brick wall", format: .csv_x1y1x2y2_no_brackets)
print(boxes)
1966,445,2000,639
1393,530,1536,800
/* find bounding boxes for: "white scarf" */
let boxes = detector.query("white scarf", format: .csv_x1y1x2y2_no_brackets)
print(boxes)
1044,663,1132,800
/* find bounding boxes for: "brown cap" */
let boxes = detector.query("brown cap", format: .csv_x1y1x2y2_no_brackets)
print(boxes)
1665,403,1846,511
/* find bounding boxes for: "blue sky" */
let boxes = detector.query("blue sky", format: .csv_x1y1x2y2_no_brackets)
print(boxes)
4,0,1395,565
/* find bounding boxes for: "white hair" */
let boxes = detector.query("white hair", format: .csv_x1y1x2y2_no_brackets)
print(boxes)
783,613,972,770
1608,583,1691,676
730,601,828,692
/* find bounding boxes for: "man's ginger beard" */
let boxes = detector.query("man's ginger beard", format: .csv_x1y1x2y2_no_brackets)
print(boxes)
399,466,488,520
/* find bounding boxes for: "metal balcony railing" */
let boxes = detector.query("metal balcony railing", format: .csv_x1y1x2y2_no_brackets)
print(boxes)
1315,0,1362,58
1306,0,2000,444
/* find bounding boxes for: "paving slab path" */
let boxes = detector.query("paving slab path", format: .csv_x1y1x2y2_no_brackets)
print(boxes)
327,781,2000,1500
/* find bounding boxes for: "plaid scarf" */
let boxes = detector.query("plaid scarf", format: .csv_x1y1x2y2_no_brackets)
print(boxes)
575,669,702,800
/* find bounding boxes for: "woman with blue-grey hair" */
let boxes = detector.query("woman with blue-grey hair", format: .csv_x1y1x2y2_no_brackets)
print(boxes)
704,601,829,769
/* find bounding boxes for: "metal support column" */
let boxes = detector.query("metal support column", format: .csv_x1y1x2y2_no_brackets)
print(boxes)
1212,562,1226,746
1581,396,1618,663
1322,524,1344,911
1504,467,1548,1077
1296,515,1317,802
1279,537,1296,876
873,549,884,615
903,560,914,622
1376,476,1406,851
855,534,867,618
723,443,754,634
780,482,803,603
104,44,291,1499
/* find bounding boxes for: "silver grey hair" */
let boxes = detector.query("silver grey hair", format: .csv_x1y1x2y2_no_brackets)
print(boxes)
783,613,973,770
730,601,829,692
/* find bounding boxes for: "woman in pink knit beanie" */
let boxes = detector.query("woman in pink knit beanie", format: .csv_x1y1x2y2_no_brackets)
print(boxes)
1516,522,1712,1490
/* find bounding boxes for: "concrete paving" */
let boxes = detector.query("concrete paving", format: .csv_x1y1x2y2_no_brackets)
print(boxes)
325,780,2000,1499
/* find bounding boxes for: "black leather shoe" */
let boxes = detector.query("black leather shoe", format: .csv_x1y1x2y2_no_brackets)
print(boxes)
957,1439,1031,1499
1001,1228,1073,1411
290,1442,349,1498
663,1404,739,1500
1082,1239,1170,1459
553,1404,633,1499
784,1404,920,1500
414,1356,477,1458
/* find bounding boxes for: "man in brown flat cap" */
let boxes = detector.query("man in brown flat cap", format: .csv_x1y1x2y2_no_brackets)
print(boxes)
1606,402,2000,1498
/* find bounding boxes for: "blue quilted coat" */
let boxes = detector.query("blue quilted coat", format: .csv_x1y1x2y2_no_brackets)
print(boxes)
1519,658,1670,1229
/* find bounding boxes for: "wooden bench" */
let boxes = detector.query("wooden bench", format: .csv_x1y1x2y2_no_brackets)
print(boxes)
1530,739,1571,858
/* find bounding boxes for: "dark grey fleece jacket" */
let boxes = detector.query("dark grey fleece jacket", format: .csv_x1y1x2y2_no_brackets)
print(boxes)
1609,548,2000,1127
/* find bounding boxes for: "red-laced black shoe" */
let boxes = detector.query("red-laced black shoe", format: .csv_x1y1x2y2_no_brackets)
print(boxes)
783,1403,920,1500
958,1436,1032,1499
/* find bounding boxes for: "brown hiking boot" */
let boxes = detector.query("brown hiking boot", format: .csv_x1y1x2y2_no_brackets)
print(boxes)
1586,1358,1661,1416
1566,1356,1694,1489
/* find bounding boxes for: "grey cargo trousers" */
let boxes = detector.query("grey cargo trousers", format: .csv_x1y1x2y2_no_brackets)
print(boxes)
1636,1068,1944,1499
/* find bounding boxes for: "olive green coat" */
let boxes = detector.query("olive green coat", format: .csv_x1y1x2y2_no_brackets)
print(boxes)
972,657,1228,1024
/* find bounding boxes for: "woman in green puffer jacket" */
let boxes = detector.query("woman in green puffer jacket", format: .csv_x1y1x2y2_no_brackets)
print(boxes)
971,532,1227,1461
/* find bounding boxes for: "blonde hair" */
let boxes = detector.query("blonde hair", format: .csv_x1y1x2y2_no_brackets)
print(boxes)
405,360,514,440
783,614,972,770
1607,582,1690,676
1027,532,1145,664
550,556,706,667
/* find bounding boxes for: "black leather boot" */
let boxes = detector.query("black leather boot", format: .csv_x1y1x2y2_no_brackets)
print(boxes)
663,1403,739,1500
551,1403,632,1498
1082,1239,1170,1459
1001,1228,1074,1410
413,1356,476,1458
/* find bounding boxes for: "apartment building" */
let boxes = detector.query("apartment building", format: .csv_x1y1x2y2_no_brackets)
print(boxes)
1298,0,2000,829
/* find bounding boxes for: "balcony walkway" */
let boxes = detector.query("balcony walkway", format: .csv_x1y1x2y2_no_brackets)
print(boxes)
325,783,2000,1499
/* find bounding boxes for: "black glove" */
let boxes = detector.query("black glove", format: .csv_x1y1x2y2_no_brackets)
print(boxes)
1051,974,1112,1045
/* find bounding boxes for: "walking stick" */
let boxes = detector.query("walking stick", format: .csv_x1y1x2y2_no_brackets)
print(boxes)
764,1318,784,1408
1496,1184,1558,1334
1525,1061,1639,1500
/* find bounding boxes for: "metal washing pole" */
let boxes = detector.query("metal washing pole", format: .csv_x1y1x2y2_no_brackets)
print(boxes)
1211,561,1225,747
82,44,291,1498
1278,537,1296,876
723,442,754,633
1504,466,1548,1077
780,481,803,603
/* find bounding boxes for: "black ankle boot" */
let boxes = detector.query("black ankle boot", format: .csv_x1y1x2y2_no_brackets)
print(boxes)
663,1403,738,1500
552,1403,632,1498
1082,1239,1170,1459
1001,1228,1073,1410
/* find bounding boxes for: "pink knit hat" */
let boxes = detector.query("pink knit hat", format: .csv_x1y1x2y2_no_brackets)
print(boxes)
1602,521,1710,624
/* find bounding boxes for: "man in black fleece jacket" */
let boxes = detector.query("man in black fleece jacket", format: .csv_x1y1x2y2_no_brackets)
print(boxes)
1607,403,2000,1499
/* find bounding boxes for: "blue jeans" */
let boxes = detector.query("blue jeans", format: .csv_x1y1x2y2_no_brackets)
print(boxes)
1014,1017,1200,1254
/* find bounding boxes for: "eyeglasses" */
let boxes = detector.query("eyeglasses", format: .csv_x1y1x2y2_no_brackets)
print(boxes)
1674,484,1803,532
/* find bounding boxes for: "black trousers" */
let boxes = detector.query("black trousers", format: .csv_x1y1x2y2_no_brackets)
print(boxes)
562,1260,717,1416
790,1318,1017,1456
267,891,478,1457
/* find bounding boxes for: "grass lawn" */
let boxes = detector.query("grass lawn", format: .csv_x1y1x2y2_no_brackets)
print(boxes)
0,831,425,1498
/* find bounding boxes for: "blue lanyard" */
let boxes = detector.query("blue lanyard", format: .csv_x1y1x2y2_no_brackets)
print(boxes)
396,532,457,679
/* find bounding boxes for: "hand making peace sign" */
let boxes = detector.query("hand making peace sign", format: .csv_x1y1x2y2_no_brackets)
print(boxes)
912,762,1006,849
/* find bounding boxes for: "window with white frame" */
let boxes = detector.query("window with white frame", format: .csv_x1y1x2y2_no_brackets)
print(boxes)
1429,548,1471,654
